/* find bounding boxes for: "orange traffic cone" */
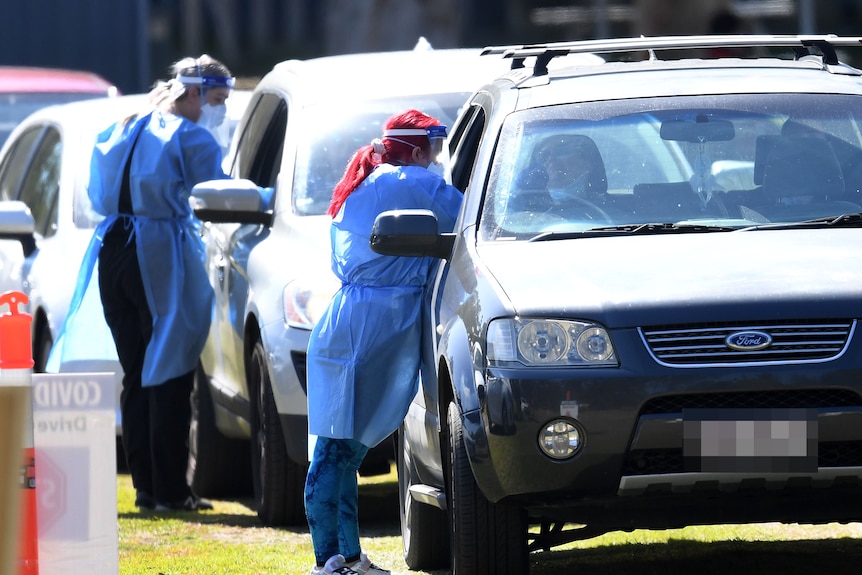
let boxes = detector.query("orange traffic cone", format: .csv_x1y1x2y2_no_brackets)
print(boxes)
0,291,38,575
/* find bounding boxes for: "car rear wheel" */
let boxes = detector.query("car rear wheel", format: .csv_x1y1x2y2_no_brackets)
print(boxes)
397,425,449,569
249,340,306,526
188,363,252,498
33,325,52,373
447,401,528,574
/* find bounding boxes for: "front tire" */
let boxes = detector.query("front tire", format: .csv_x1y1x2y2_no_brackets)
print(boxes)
249,340,306,526
447,401,528,574
397,426,449,569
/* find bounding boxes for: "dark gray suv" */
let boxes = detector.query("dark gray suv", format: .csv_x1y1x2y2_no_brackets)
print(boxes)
371,35,862,574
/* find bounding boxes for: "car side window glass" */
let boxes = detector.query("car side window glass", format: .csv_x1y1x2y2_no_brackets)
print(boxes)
450,105,486,193
223,92,260,175
0,126,42,201
234,92,287,189
18,127,61,238
447,103,474,157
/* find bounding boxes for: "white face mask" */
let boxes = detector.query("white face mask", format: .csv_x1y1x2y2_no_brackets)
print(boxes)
427,161,445,177
199,103,227,129
198,103,230,154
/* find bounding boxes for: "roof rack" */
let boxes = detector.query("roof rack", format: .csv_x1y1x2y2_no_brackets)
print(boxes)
482,35,862,76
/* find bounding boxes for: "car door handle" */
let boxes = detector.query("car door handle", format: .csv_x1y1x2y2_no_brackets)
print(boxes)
214,254,227,283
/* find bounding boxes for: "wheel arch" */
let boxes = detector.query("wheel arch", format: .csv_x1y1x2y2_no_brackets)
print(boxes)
437,317,482,416
242,311,262,384
438,314,508,504
436,316,484,497
32,306,53,372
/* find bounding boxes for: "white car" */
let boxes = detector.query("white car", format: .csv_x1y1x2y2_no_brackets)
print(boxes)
0,65,118,149
186,43,600,526
0,91,251,438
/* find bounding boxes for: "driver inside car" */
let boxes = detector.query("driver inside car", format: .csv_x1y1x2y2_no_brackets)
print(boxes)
509,133,609,220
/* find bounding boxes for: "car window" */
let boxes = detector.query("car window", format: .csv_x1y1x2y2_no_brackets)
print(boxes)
233,92,287,188
72,129,107,230
17,127,61,238
479,93,862,240
293,92,471,216
0,126,42,201
449,104,486,193
222,90,257,173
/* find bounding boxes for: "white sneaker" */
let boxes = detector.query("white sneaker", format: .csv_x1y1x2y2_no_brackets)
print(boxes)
348,552,391,575
310,554,360,575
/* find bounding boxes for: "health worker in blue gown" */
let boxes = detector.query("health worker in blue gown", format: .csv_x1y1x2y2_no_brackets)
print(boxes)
50,54,233,512
303,110,462,575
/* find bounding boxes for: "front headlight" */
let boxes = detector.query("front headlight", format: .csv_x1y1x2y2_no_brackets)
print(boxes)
486,318,617,367
282,276,341,329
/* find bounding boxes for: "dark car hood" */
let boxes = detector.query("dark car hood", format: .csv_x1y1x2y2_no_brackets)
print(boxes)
476,228,862,327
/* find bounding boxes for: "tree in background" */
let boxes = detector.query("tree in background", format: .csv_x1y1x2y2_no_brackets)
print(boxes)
165,0,861,85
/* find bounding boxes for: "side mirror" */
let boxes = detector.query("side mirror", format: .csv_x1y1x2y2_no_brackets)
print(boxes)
189,179,273,226
0,201,37,257
370,209,455,259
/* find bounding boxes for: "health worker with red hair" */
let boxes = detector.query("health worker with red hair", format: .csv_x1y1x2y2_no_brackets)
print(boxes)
304,109,462,575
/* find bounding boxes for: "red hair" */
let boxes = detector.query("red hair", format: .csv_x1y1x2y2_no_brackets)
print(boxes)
327,109,442,217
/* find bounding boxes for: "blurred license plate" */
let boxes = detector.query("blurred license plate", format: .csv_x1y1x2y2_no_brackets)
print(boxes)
682,408,818,473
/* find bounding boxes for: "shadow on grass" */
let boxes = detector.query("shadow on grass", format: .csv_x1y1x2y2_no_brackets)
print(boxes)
118,473,401,537
119,471,862,573
530,537,862,575
355,479,401,536
118,508,271,528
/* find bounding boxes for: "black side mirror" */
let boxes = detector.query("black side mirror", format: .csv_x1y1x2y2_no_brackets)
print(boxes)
370,209,456,259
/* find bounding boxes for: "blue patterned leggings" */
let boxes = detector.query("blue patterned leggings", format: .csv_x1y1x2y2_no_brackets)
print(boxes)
304,436,369,565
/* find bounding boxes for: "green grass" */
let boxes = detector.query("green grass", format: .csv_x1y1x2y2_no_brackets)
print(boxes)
118,467,862,575
119,476,308,574
117,467,428,575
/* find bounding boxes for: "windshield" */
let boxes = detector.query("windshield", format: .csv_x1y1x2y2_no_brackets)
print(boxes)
479,94,862,240
0,93,105,148
293,93,471,215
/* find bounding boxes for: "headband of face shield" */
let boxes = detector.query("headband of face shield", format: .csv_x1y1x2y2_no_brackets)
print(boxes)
176,74,236,90
382,126,448,140
378,126,447,174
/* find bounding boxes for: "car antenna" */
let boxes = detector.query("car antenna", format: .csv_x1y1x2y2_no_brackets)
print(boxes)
414,37,433,51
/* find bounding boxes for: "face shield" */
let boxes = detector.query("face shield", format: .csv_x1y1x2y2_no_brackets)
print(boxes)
177,73,236,122
424,125,448,158
176,74,236,91
177,73,236,151
383,125,448,161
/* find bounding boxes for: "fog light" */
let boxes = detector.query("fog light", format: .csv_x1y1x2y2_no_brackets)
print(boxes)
539,419,582,460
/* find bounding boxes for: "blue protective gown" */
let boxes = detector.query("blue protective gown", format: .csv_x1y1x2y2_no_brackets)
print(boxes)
306,163,462,448
48,110,227,387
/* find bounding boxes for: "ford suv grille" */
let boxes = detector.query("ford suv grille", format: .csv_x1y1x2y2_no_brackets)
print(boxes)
640,320,855,366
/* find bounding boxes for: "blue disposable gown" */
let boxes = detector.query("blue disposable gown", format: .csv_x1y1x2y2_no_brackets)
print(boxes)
48,110,227,386
306,163,462,448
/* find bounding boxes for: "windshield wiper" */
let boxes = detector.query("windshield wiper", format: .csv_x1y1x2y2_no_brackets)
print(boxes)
527,222,735,241
738,212,862,231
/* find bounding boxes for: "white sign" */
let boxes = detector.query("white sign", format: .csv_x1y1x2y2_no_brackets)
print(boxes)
32,373,118,575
